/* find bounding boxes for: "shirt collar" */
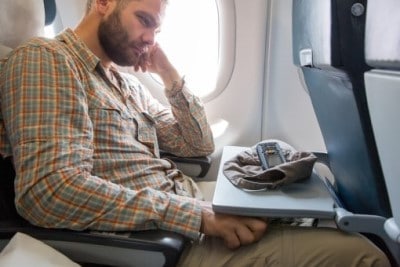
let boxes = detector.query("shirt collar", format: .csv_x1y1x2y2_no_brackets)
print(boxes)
56,28,100,72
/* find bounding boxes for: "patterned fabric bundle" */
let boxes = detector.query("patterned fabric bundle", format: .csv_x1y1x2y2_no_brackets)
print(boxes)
223,140,317,191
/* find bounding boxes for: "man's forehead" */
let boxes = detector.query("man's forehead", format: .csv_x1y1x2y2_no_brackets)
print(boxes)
128,0,166,23
128,0,166,12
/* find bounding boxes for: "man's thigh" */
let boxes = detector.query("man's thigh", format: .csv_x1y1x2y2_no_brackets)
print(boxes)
177,225,390,267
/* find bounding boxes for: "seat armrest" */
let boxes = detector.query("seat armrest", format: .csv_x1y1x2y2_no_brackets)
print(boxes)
160,151,212,178
0,156,188,267
0,219,188,267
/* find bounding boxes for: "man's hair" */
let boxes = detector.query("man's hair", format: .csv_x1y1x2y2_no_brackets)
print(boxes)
86,0,168,14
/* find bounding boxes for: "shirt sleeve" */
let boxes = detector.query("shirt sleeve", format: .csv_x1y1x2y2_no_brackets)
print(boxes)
136,78,215,157
0,44,202,239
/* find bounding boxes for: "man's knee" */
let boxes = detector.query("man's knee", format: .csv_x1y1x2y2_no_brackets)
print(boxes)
316,231,391,267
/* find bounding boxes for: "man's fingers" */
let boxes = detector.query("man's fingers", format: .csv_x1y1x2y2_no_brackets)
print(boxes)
244,218,268,241
199,201,268,249
222,231,241,250
235,225,256,246
222,219,268,249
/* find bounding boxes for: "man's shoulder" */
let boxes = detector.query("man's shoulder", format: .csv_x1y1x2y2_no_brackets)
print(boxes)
1,37,61,67
5,36,86,71
15,36,69,56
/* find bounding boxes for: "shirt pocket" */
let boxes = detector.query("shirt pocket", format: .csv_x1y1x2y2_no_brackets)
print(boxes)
88,107,132,142
88,102,159,156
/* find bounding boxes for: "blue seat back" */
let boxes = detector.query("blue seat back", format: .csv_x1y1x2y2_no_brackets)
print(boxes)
292,0,391,218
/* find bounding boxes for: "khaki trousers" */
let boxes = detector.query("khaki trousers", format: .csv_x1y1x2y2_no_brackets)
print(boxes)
182,180,390,266
177,225,390,267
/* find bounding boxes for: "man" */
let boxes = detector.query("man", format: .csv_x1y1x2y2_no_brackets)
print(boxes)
0,0,390,266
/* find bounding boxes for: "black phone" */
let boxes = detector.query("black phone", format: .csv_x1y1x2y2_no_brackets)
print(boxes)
256,142,286,170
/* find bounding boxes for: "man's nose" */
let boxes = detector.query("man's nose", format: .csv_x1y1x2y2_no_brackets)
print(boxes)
142,29,156,46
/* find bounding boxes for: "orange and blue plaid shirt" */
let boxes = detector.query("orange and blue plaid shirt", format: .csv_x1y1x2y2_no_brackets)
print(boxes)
0,29,214,239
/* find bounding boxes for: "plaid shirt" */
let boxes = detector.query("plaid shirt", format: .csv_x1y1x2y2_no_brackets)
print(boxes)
0,29,214,239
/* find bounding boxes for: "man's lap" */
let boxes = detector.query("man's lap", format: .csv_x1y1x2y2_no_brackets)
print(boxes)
177,225,390,267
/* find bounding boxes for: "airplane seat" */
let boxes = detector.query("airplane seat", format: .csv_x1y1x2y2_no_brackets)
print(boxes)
292,0,391,217
292,0,399,265
364,0,400,251
0,0,188,266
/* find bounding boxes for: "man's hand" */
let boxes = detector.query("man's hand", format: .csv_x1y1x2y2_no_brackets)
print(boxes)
199,201,268,249
134,43,181,90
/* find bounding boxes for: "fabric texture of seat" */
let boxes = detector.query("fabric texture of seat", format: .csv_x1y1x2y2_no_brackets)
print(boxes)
0,0,45,49
364,0,400,265
364,0,400,70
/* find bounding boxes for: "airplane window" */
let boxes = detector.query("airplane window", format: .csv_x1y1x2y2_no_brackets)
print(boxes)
155,0,219,98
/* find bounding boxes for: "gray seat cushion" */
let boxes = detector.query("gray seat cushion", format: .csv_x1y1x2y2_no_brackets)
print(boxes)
0,44,12,58
365,0,400,69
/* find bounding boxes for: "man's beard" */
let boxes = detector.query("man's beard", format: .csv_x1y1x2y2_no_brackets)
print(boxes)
98,10,141,66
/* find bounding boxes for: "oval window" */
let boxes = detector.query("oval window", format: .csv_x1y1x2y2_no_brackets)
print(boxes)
155,0,219,98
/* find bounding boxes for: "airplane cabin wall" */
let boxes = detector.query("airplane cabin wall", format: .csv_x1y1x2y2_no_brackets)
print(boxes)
205,0,326,180
203,0,269,179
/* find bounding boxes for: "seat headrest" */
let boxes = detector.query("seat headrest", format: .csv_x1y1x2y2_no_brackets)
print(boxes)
0,44,12,58
0,0,45,49
365,0,400,70
292,0,336,69
292,0,368,73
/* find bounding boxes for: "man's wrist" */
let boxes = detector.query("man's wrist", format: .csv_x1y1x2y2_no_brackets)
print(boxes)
165,76,185,97
158,66,181,89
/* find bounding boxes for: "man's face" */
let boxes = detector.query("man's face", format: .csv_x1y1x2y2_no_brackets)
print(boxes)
98,0,165,66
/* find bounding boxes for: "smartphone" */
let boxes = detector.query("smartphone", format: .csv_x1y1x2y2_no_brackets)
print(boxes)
256,142,286,170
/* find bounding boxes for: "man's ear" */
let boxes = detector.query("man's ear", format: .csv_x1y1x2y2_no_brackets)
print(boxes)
95,0,114,15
